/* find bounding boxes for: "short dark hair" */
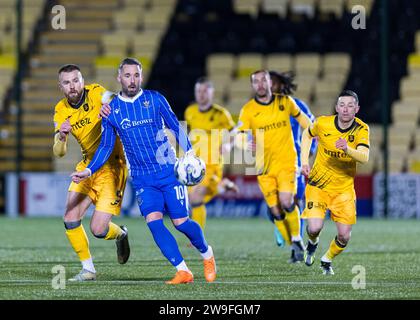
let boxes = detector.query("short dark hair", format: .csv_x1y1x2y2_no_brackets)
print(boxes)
269,70,297,95
58,64,81,75
250,69,270,82
337,90,359,104
118,57,142,71
195,77,214,88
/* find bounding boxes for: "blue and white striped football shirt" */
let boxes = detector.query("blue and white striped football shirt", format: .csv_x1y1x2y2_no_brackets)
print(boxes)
87,89,192,177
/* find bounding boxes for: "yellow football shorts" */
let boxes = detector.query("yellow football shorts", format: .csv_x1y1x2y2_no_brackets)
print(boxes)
189,164,222,204
257,165,297,208
302,184,357,225
69,160,128,215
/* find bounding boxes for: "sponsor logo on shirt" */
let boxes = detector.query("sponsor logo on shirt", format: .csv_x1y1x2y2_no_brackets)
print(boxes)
120,118,153,130
71,117,92,130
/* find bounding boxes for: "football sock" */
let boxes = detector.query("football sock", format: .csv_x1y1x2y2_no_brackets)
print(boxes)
64,220,92,262
81,258,96,273
323,236,347,262
285,204,301,240
274,219,291,245
147,219,183,267
104,222,124,240
201,245,213,260
175,261,190,272
191,205,206,230
175,219,208,253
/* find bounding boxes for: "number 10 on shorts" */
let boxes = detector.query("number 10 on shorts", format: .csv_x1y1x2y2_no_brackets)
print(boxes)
174,185,188,208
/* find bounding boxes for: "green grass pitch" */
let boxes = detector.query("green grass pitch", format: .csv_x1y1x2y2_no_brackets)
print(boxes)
1,216,419,300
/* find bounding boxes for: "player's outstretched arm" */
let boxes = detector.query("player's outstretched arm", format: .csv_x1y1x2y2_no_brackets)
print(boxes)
86,117,117,176
295,111,312,130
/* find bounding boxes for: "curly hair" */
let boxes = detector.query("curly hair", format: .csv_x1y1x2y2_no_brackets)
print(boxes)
269,70,298,95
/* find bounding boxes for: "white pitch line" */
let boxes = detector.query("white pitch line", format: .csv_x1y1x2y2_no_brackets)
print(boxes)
0,279,418,287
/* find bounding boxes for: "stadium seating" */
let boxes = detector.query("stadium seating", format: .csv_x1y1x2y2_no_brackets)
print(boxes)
0,0,415,177
0,0,179,172
265,54,293,72
205,51,351,120
261,0,289,18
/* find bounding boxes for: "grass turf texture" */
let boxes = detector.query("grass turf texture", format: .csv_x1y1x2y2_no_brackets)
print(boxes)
0,217,419,300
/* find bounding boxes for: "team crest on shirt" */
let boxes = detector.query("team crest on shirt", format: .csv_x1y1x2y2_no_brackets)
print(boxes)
349,135,355,142
83,103,89,111
143,100,150,108
308,201,313,209
279,105,285,111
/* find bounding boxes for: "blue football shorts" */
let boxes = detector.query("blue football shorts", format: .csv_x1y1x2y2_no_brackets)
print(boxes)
131,167,190,219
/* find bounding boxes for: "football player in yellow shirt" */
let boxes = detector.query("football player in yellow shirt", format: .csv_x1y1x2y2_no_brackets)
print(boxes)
53,64,130,281
185,77,238,230
301,90,370,275
235,70,312,262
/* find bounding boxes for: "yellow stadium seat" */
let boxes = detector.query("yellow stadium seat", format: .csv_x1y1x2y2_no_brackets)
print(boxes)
312,97,335,116
228,78,253,99
322,72,348,88
226,96,251,117
261,0,288,17
346,0,374,15
265,53,293,73
294,53,321,77
233,0,260,17
101,33,129,56
290,0,316,18
236,53,264,78
151,0,177,12
208,74,233,90
313,80,341,101
323,53,351,74
113,10,143,31
408,53,420,68
123,0,149,7
391,101,420,125
95,56,122,69
131,31,162,57
319,0,344,18
142,9,172,31
400,77,420,99
207,53,236,77
0,54,16,69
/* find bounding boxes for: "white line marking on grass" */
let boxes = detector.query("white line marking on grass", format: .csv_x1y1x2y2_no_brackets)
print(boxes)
1,280,419,287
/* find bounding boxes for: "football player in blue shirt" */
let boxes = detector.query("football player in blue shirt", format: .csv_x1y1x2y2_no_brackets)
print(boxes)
71,58,217,284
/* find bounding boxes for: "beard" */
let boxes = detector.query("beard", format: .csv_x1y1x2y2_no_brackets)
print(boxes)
123,84,140,97
255,90,269,99
67,90,84,105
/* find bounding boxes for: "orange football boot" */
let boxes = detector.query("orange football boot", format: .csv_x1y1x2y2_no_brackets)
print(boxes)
166,270,194,284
